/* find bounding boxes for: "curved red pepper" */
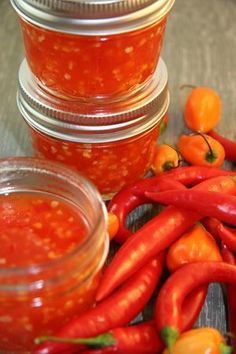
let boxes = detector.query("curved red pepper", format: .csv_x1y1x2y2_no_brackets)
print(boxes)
209,130,236,163
146,187,236,226
202,217,221,240
108,177,185,244
96,175,236,302
108,166,234,243
203,217,236,251
217,224,236,252
34,254,164,354
155,262,236,350
221,246,236,353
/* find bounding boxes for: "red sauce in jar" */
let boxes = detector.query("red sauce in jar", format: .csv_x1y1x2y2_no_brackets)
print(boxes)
30,126,160,199
0,192,103,351
20,18,167,99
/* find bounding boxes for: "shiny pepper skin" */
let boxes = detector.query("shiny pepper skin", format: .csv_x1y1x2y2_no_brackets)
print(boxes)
162,327,230,354
184,86,222,133
151,144,180,174
178,134,225,168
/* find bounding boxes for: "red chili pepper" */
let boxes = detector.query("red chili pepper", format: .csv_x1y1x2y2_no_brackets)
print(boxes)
146,188,236,226
155,261,236,351
202,217,221,240
34,254,164,354
108,177,186,244
221,246,236,353
209,130,236,163
108,166,234,243
36,321,163,354
217,224,236,252
96,175,236,302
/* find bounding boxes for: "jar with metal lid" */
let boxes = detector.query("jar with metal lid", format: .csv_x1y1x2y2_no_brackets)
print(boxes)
11,0,175,100
17,58,169,199
0,157,108,352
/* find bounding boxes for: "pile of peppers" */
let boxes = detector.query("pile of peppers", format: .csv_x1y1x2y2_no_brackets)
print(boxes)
34,165,236,354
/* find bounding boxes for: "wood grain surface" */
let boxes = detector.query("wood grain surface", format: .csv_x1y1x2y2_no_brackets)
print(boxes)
0,0,236,334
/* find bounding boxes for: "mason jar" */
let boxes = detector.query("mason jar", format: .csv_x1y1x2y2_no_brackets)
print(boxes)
17,58,169,200
11,0,174,100
0,157,108,352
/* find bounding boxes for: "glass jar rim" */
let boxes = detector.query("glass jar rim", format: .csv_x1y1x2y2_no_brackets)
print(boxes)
10,0,175,35
0,157,108,281
17,58,169,143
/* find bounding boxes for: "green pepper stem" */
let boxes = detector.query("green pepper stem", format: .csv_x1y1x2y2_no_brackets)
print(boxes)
195,132,217,163
160,326,179,354
35,333,116,348
220,343,233,354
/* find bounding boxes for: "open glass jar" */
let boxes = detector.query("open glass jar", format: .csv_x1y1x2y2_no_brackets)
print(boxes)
17,58,169,200
11,0,175,100
0,157,108,352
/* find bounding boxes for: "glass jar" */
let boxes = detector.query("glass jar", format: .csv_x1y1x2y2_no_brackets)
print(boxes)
17,58,169,199
0,157,108,352
11,0,175,100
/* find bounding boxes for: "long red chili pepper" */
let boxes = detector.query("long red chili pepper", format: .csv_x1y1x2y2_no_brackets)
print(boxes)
34,254,164,354
155,261,236,351
221,246,236,354
217,224,236,252
96,175,236,302
202,217,221,240
209,130,236,163
146,189,236,226
203,217,236,251
108,166,234,243
109,177,186,244
36,321,164,354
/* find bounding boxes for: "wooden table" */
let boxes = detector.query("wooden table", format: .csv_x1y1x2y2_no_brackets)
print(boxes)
1,0,236,335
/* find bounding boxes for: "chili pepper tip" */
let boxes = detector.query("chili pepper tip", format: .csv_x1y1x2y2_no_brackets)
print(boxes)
219,343,233,354
160,326,179,353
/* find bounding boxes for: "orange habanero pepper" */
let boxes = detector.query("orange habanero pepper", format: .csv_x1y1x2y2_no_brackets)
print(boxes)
162,327,232,354
167,223,222,272
184,86,222,133
178,133,225,168
151,144,180,175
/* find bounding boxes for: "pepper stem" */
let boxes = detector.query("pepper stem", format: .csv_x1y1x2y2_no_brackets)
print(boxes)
195,132,217,163
35,333,116,348
160,326,179,354
219,343,233,354
163,161,176,171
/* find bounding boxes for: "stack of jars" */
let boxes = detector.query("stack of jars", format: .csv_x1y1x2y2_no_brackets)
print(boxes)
11,0,175,200
1,1,176,352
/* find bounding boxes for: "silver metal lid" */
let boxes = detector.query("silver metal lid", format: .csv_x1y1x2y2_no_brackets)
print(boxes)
10,0,175,35
17,58,169,143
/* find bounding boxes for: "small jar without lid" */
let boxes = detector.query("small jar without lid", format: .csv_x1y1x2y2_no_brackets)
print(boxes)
17,58,169,199
11,0,175,99
0,157,108,352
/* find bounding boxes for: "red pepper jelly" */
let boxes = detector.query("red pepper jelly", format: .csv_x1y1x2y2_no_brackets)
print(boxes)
11,0,175,99
17,58,169,199
0,157,108,352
